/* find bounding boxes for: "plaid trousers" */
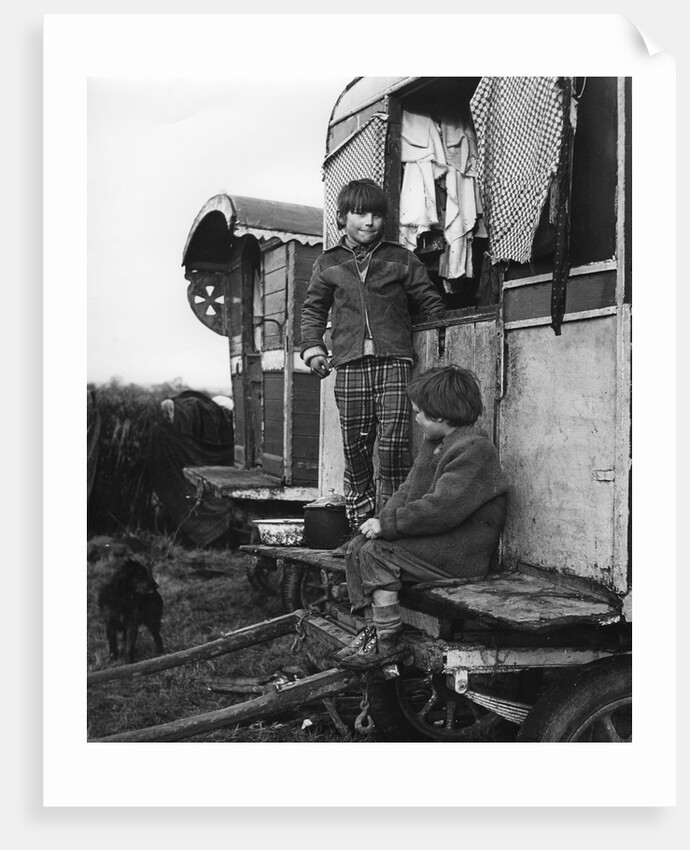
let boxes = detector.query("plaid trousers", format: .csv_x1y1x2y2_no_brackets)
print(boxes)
334,357,412,526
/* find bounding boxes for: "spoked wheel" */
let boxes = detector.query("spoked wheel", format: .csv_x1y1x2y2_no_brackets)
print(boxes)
281,564,327,613
517,655,632,742
368,673,507,742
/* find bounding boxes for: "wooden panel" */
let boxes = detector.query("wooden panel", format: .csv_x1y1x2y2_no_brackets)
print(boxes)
292,413,319,438
263,244,288,275
292,457,319,485
412,318,497,454
263,420,283,451
231,375,246,464
499,315,623,591
264,267,286,297
329,100,386,151
503,271,617,324
290,372,319,486
400,571,620,632
292,433,319,459
262,452,283,479
263,373,284,465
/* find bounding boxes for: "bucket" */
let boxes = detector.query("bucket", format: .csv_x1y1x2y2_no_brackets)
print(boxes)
304,490,350,549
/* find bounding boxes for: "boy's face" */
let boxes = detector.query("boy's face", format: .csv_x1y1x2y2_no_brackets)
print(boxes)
412,403,456,441
343,210,384,248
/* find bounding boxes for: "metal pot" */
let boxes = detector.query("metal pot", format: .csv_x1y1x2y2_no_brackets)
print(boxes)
303,490,349,549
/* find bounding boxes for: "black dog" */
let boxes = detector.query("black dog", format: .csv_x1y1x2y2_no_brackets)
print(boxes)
98,558,165,662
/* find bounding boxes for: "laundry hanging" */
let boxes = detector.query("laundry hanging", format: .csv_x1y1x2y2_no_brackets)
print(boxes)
399,111,447,251
399,110,480,279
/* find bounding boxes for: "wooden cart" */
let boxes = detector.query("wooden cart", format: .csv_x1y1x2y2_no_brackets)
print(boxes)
181,194,325,541
146,77,632,743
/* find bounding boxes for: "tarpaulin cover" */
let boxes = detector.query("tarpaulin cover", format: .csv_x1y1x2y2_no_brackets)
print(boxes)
147,392,235,548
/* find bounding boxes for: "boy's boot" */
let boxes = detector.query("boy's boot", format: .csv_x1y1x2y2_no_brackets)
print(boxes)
339,603,409,669
334,607,374,660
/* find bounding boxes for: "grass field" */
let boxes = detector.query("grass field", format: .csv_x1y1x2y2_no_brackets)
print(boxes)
87,533,367,743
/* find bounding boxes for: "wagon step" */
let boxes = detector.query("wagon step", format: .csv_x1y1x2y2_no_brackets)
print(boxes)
92,666,359,742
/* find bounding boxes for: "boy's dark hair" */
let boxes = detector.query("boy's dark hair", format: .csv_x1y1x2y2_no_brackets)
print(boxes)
407,365,483,427
336,178,388,228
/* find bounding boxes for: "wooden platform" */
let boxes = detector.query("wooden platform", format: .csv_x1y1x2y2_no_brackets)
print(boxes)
400,570,622,633
239,544,347,575
238,545,622,634
183,467,318,503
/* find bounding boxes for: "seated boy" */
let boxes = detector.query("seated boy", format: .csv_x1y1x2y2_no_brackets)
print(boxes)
338,365,509,669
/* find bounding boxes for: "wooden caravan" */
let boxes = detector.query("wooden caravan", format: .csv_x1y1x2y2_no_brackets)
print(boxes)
320,76,631,602
238,77,633,744
181,194,325,529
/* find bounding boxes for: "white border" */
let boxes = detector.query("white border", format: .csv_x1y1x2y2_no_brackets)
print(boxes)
44,13,676,809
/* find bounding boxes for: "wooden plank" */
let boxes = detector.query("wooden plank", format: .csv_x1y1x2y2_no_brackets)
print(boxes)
503,271,617,324
292,459,319,485
263,244,288,275
262,452,283,479
401,571,621,632
183,467,316,502
291,435,319,458
93,668,358,742
292,414,319,438
88,611,303,687
295,254,319,281
284,241,295,483
442,645,620,673
240,544,347,575
264,290,285,321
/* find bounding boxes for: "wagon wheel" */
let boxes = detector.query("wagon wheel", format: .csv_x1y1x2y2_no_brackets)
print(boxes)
186,273,228,336
245,558,283,597
517,655,632,742
367,673,507,742
281,564,327,613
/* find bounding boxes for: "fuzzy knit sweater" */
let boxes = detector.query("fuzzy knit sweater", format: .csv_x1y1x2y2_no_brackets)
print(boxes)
377,426,509,577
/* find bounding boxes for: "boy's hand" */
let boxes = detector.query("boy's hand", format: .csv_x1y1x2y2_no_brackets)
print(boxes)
308,354,331,379
359,518,382,539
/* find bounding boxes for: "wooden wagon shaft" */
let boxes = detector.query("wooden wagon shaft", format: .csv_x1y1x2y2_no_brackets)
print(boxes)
87,610,308,687
92,668,358,743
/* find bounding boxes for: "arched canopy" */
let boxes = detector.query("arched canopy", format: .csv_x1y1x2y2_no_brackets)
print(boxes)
182,193,323,267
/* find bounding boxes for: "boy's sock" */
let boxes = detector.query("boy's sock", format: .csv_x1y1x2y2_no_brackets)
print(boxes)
372,602,403,645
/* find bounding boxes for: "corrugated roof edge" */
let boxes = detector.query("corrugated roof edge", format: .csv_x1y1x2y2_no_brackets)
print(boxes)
182,193,323,264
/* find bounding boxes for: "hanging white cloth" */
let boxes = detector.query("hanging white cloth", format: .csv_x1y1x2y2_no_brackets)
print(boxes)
439,118,479,279
399,112,447,251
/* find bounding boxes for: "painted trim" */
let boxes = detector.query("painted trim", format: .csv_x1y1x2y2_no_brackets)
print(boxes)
261,350,285,371
504,305,618,331
502,259,617,290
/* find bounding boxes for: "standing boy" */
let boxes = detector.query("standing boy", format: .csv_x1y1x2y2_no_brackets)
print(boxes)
300,179,445,545
338,365,509,669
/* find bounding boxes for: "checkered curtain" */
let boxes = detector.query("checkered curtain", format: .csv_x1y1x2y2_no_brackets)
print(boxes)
322,115,388,248
471,77,566,265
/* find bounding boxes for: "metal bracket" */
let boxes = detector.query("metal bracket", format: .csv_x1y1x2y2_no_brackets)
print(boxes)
448,668,469,694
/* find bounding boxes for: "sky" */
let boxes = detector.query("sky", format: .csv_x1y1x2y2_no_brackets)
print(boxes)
87,75,352,391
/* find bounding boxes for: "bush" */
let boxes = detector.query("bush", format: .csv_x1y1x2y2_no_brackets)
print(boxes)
88,378,193,535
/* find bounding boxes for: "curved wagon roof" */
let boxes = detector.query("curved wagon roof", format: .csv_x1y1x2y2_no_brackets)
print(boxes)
182,193,323,266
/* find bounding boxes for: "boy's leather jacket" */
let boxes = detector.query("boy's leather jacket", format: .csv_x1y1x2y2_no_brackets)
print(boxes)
299,240,445,367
